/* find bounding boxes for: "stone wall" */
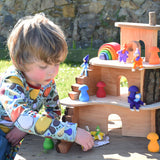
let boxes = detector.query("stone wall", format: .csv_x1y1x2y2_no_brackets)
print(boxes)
0,0,160,49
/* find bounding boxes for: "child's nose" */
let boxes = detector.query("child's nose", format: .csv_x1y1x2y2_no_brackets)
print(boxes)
48,70,54,75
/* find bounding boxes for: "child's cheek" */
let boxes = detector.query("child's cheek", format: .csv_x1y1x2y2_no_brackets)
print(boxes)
32,70,46,81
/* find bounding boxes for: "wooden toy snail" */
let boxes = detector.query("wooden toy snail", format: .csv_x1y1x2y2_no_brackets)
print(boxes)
147,132,159,152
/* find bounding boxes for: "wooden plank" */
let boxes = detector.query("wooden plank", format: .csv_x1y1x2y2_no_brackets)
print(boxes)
76,104,152,137
117,26,158,62
140,69,145,100
89,58,160,69
72,107,79,124
101,67,141,96
151,110,156,132
60,95,160,110
115,22,160,30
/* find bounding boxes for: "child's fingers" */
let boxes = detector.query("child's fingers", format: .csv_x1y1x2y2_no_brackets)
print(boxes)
82,141,94,151
88,141,94,149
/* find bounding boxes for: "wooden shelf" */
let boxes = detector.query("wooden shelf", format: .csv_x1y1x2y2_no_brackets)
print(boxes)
115,22,160,30
60,16,160,137
89,57,160,69
60,95,160,110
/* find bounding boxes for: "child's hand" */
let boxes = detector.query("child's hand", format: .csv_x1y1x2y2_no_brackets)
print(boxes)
6,127,27,146
75,127,94,151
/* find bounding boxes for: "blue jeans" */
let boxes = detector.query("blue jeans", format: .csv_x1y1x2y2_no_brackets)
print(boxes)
0,128,20,160
0,128,11,160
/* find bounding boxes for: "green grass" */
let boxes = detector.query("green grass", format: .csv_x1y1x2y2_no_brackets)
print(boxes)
55,63,81,99
0,45,83,99
0,60,81,99
0,60,12,73
65,49,98,63
0,60,127,95
0,46,129,116
120,76,128,88
0,45,10,60
0,46,127,99
0,58,127,115
0,60,81,115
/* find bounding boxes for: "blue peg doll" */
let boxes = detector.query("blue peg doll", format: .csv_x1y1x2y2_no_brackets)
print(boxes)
80,54,89,76
79,85,89,102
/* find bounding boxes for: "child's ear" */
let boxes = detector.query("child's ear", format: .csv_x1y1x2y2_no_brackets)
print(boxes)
11,57,18,68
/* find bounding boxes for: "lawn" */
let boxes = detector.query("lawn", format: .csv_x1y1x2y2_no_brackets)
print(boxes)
0,60,81,99
0,46,95,99
0,48,128,116
55,63,81,99
0,47,127,100
0,60,12,73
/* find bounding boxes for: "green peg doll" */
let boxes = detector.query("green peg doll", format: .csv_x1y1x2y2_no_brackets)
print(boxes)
43,137,54,152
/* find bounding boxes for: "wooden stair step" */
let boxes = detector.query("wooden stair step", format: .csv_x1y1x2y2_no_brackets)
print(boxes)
76,76,88,84
71,83,83,92
62,115,73,122
87,69,93,76
68,91,79,100
75,69,93,84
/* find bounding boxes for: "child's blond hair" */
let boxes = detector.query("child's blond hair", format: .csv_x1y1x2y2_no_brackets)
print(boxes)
7,13,68,71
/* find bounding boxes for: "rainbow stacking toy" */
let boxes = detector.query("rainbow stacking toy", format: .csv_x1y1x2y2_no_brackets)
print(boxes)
98,42,120,60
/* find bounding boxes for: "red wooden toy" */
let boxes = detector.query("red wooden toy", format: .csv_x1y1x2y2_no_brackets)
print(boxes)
96,81,106,98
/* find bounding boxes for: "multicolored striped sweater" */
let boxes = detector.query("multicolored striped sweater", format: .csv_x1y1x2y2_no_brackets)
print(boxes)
0,66,77,142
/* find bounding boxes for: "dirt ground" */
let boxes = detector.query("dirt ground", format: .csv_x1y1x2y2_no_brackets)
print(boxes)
15,114,160,160
14,132,160,160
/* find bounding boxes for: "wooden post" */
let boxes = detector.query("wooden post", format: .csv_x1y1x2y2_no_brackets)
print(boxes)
151,110,156,132
149,12,156,25
140,69,145,101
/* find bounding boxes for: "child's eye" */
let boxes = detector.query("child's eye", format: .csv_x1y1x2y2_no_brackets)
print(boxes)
54,63,60,67
39,65,48,69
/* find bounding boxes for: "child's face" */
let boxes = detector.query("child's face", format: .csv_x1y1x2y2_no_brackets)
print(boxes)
23,61,60,87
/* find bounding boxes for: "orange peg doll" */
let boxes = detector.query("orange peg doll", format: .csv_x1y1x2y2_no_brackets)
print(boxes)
132,48,143,72
147,132,159,152
149,47,160,65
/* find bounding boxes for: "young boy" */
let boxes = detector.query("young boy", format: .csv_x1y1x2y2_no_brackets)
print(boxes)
0,13,94,159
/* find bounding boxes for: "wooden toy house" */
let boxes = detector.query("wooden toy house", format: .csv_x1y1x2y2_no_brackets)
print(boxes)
60,12,160,137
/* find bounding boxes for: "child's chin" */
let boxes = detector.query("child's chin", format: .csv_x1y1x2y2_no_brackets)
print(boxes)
42,81,51,86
